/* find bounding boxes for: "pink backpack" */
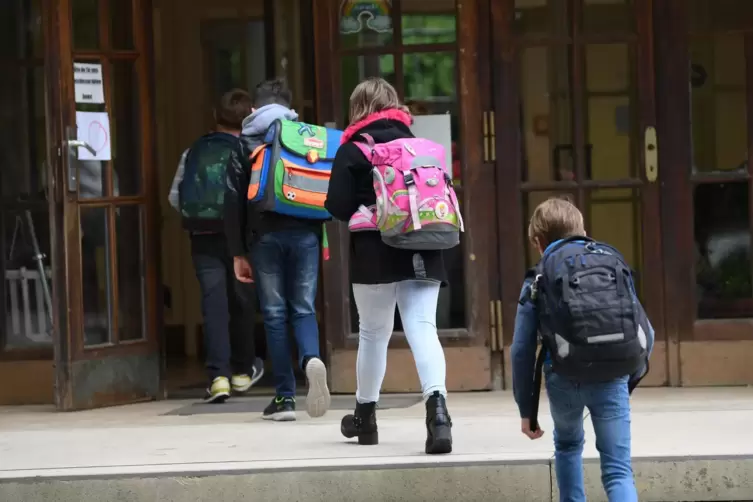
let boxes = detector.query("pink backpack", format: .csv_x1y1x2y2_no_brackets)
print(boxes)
348,133,464,250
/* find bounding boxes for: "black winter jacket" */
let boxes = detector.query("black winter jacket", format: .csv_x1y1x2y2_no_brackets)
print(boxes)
325,113,448,286
224,105,322,257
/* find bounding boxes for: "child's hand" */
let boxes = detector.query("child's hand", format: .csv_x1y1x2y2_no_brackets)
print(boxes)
521,418,544,440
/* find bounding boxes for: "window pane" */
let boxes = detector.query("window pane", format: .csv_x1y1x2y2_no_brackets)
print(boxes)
582,0,634,34
514,0,570,37
111,60,141,196
2,208,53,350
690,35,747,174
339,0,393,49
74,59,110,198
585,44,638,180
519,46,573,182
72,0,100,51
587,188,643,296
695,182,752,319
81,206,113,346
117,205,145,341
340,54,395,124
401,14,456,45
689,0,753,32
110,0,134,50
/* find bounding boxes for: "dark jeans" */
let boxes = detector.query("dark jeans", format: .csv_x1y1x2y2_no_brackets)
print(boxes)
191,234,256,381
251,229,321,397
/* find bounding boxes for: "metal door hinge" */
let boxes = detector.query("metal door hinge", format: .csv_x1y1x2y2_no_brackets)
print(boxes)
489,299,504,352
482,111,496,163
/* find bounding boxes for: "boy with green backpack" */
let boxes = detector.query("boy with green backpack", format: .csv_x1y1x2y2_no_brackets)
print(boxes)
168,89,264,403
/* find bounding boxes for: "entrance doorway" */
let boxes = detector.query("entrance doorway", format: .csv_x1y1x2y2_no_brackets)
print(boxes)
153,0,319,398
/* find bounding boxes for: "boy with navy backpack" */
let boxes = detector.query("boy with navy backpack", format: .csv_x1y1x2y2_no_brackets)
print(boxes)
511,197,654,502
168,89,264,403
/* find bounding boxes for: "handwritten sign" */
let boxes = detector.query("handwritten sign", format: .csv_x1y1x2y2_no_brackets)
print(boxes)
76,111,111,161
74,63,105,104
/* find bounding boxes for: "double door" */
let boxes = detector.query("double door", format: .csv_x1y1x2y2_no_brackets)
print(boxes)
487,0,668,386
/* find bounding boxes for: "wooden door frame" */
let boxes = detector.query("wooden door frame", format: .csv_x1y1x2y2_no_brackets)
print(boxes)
491,0,668,388
47,0,163,410
314,0,493,393
655,0,753,386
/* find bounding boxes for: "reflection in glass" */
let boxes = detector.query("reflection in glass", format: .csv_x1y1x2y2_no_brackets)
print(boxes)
694,182,752,318
340,54,395,124
401,13,456,45
72,0,100,50
81,206,112,346
519,46,572,182
690,35,747,174
117,206,145,341
110,0,134,50
523,192,577,267
514,0,570,36
2,209,53,349
339,0,393,49
111,61,140,196
588,188,643,296
585,44,636,180
582,0,633,34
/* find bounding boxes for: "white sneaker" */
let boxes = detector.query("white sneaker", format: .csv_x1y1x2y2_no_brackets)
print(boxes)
304,357,331,418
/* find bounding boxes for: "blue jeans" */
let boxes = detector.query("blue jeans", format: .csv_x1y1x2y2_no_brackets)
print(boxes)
251,229,321,397
191,234,257,382
545,366,637,502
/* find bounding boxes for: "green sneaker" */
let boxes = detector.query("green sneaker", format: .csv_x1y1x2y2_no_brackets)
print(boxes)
204,376,231,404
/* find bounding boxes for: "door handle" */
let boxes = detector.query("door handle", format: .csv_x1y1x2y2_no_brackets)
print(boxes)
67,139,96,156
644,126,658,182
64,126,97,192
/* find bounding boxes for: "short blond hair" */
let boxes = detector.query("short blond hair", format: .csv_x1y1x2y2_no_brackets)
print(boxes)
349,77,410,124
528,197,585,248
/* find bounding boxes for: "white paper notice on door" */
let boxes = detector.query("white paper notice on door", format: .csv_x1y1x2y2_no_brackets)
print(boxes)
74,62,105,104
76,111,112,161
410,114,453,173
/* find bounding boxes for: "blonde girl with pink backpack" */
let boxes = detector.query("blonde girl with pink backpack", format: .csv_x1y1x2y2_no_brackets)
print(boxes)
324,77,463,455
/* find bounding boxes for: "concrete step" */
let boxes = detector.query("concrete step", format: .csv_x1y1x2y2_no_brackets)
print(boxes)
1,389,753,501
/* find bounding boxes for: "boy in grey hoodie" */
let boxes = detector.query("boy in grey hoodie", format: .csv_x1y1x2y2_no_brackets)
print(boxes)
224,78,330,422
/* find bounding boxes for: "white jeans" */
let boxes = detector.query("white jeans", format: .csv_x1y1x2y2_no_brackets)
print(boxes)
352,281,447,403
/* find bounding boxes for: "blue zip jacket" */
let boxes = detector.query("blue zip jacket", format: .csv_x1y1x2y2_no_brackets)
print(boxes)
510,239,655,418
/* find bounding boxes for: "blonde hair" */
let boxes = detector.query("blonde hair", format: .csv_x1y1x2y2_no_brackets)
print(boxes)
349,77,410,124
528,197,586,248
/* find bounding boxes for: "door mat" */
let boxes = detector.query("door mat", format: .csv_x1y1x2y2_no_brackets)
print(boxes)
163,394,422,416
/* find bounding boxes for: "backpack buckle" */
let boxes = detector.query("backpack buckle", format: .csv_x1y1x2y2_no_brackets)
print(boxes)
403,172,416,185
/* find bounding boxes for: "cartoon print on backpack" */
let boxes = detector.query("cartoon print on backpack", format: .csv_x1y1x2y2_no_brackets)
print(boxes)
347,133,464,251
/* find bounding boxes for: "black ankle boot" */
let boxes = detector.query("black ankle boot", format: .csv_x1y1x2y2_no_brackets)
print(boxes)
341,401,378,445
425,391,452,454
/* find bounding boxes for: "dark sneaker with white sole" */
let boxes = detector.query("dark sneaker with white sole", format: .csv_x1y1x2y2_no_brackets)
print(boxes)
262,396,296,421
231,357,265,393
304,357,331,418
